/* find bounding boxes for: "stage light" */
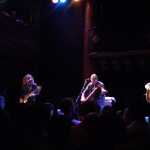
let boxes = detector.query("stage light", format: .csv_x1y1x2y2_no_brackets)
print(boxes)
52,0,59,4
72,0,81,5
73,0,80,2
60,0,67,3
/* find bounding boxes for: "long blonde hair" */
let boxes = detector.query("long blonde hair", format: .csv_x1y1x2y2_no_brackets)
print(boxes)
22,74,34,85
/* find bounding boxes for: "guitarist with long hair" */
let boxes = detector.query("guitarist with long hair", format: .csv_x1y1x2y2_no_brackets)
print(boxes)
19,74,42,104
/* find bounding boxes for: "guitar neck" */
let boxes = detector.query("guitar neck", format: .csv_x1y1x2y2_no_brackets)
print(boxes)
85,87,99,102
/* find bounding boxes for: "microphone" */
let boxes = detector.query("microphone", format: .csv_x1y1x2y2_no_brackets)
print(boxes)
80,78,90,92
83,78,90,87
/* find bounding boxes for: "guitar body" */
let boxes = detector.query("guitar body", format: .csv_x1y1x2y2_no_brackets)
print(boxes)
19,92,34,104
81,86,100,103
19,85,42,104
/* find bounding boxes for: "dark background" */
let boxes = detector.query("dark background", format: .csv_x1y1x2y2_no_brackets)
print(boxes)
0,0,150,112
0,0,84,107
91,0,150,111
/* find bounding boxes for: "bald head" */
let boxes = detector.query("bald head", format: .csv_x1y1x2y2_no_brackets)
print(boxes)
90,74,98,83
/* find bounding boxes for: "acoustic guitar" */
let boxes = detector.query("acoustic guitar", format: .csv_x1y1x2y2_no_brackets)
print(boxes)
80,86,100,103
19,92,36,104
81,85,108,103
19,86,42,104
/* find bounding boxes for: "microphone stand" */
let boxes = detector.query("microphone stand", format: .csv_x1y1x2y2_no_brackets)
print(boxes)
75,79,89,104
74,79,89,117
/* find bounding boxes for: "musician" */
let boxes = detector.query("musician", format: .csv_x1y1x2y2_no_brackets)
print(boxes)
19,74,42,104
81,73,107,110
145,82,150,103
